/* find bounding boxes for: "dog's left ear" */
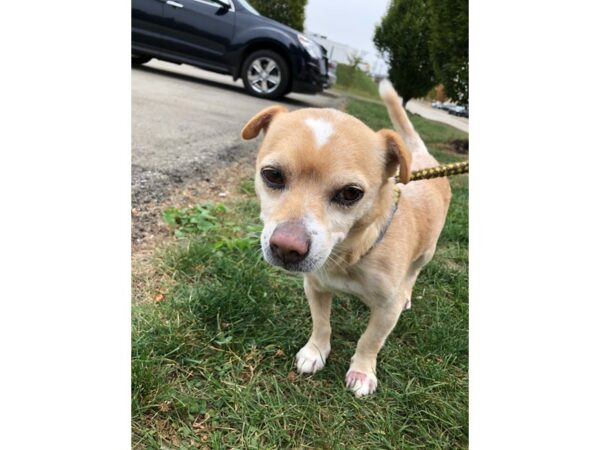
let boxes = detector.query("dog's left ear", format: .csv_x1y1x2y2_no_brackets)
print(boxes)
377,129,412,184
241,105,289,140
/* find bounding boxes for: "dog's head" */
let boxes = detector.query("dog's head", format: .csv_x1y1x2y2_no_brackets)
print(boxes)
241,105,411,272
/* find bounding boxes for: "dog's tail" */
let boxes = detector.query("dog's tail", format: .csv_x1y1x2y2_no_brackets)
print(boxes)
378,79,427,154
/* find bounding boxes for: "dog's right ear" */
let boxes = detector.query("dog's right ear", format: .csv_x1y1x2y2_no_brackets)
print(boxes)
377,129,412,184
241,105,288,140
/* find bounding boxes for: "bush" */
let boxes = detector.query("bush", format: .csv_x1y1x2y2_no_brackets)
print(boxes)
251,0,307,31
426,84,448,101
374,0,436,105
334,64,379,98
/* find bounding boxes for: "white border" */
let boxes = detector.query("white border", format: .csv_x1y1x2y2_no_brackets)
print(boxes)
0,1,130,448
1,1,599,449
470,1,600,449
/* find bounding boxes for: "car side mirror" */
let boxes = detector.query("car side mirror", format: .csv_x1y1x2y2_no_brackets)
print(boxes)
211,0,232,9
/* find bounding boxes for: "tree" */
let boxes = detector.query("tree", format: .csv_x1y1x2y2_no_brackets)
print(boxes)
428,0,468,104
347,52,364,69
374,0,436,106
251,0,308,32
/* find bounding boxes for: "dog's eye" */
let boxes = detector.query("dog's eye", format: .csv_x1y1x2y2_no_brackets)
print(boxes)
332,186,364,206
261,167,285,189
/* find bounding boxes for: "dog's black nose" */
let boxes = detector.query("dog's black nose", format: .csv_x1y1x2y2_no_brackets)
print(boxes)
269,222,310,264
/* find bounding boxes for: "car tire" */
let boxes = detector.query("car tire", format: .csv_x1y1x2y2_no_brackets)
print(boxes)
241,50,290,99
132,54,152,65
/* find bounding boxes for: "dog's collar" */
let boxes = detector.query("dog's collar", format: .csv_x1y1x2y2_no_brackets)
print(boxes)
359,196,399,260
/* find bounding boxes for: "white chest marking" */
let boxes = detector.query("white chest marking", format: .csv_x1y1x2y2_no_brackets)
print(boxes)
317,272,364,297
304,118,334,148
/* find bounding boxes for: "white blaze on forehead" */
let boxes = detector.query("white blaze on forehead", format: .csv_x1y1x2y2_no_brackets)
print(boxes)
304,117,334,148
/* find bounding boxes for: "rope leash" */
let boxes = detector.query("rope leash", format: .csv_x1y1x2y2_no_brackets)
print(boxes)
356,160,469,261
391,160,469,204
396,160,469,184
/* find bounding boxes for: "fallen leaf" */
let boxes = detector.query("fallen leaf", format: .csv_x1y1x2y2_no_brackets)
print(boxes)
275,349,285,357
155,418,168,430
192,419,206,431
287,371,297,381
154,293,165,303
158,400,171,412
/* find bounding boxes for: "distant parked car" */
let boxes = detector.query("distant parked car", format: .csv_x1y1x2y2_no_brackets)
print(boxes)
431,101,443,109
132,0,329,99
325,61,337,88
448,105,468,117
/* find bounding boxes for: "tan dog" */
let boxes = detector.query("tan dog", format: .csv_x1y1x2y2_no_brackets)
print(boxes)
241,80,451,397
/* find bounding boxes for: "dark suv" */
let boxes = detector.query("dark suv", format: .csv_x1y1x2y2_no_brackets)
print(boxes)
132,0,329,99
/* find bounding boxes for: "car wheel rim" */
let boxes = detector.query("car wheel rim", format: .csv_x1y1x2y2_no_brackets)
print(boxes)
247,57,281,94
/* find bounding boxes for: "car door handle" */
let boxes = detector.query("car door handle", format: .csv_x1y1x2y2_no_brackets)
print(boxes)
166,1,183,7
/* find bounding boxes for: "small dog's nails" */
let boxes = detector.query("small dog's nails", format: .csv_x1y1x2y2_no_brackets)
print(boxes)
346,370,367,390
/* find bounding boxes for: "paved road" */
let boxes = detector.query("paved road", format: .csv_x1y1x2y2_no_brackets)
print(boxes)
344,93,468,133
132,59,342,209
406,100,468,133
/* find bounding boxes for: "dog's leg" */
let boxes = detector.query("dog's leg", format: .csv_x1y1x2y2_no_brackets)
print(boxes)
404,248,436,310
402,268,422,310
296,277,332,374
346,300,404,397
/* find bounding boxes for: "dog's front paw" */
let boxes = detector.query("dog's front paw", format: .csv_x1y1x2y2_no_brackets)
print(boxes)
345,369,378,397
295,343,329,374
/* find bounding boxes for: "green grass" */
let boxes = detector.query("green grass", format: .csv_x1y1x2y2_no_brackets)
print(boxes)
132,99,468,449
332,64,380,99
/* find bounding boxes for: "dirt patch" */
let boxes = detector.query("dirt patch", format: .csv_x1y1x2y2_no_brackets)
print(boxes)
132,155,256,304
132,154,255,251
449,139,469,154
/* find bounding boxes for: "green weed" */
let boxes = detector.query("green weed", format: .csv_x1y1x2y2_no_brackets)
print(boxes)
163,203,228,237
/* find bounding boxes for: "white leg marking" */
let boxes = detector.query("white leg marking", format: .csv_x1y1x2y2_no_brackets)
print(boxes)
295,343,329,374
345,369,378,398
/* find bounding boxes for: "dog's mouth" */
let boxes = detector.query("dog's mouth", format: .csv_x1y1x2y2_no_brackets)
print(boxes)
260,232,329,273
261,244,325,273
259,219,336,273
267,258,316,273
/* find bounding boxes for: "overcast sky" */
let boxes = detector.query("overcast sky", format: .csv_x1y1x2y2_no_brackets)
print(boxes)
304,0,391,58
